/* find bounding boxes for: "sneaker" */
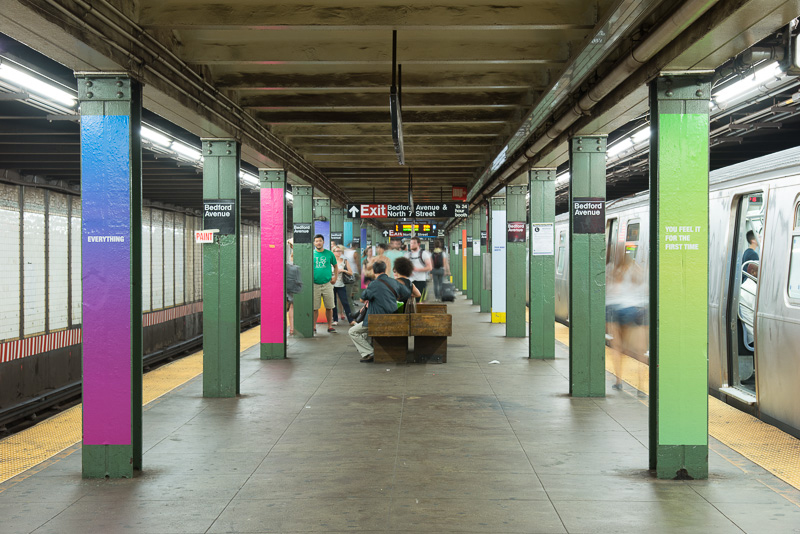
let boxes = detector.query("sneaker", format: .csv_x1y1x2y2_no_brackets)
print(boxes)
327,327,336,333
332,321,338,326
360,354,374,363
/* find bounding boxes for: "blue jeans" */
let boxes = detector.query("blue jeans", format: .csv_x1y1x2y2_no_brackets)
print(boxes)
333,286,353,322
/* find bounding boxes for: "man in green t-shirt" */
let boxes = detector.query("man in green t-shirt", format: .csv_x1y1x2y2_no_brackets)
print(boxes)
313,234,339,333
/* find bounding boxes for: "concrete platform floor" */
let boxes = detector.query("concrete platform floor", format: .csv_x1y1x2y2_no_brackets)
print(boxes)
2,295,800,533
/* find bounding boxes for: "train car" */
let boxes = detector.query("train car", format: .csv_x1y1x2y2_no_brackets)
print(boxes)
554,145,800,437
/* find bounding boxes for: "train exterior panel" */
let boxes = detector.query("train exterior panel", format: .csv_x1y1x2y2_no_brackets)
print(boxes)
554,146,800,436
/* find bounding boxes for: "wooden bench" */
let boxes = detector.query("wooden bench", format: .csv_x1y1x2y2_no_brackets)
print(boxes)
368,305,452,364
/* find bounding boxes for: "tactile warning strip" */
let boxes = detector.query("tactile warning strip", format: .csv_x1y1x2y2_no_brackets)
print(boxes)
555,321,800,492
0,326,262,486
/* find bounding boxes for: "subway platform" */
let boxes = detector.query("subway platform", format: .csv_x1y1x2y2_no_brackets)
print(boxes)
1,296,800,534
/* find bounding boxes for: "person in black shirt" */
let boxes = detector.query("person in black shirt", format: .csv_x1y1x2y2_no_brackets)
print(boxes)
742,230,759,282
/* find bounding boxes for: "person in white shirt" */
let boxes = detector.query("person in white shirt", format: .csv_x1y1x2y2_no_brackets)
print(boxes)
406,236,432,302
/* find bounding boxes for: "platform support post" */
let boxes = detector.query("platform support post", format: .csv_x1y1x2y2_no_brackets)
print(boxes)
480,203,492,313
77,72,142,478
459,222,467,295
471,211,482,307
260,169,287,359
293,186,314,338
491,197,507,323
529,168,556,359
569,135,606,397
202,138,241,398
331,206,344,249
506,185,527,337
450,229,458,286
649,73,712,479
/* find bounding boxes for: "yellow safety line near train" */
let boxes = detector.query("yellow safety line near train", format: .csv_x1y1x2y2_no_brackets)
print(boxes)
0,326,261,487
555,322,800,492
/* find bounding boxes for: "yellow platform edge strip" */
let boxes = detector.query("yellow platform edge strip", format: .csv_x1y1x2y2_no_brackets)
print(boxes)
0,326,261,486
555,321,800,492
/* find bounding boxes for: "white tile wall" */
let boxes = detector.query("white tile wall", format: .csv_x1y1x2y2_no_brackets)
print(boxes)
151,210,163,309
194,217,202,300
185,216,194,302
142,208,151,312
0,184,20,340
23,188,46,335
48,192,69,330
163,212,174,308
174,214,184,305
70,198,81,325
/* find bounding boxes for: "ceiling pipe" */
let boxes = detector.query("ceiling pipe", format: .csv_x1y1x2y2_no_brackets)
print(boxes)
475,0,720,205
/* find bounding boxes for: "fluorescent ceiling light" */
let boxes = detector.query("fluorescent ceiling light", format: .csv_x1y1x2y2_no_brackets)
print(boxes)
239,170,259,186
0,63,76,107
286,191,294,201
714,61,784,104
607,138,634,158
171,141,202,161
555,172,570,187
141,126,171,147
631,128,650,144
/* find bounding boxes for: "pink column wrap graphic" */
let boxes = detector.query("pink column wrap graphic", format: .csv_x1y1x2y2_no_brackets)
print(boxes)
261,187,285,343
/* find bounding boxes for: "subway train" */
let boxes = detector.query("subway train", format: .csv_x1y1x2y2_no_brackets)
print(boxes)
553,145,800,437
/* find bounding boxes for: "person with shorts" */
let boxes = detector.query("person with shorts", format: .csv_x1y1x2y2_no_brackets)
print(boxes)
313,234,338,333
406,236,432,302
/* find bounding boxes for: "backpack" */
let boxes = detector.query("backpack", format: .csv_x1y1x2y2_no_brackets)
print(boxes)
432,251,444,269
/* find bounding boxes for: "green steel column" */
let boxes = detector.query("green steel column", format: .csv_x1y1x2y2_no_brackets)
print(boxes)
529,169,556,359
480,204,491,313
506,184,527,337
569,135,607,397
649,73,712,479
259,169,287,360
293,186,314,338
331,207,344,248
76,73,143,477
471,212,482,307
463,220,472,299
202,139,241,398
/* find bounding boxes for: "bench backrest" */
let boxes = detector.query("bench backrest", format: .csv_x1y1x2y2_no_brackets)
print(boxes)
414,303,447,314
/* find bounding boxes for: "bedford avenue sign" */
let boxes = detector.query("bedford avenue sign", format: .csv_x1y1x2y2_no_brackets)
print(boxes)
347,203,468,219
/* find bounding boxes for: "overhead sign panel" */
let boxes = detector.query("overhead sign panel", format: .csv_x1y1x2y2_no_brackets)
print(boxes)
347,203,469,219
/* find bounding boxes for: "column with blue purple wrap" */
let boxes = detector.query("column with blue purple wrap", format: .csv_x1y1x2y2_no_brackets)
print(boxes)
76,72,143,478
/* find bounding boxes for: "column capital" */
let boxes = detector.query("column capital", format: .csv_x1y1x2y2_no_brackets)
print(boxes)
259,168,286,185
293,185,312,196
200,138,238,157
507,185,527,196
529,168,556,181
570,135,607,153
75,72,134,102
655,72,714,101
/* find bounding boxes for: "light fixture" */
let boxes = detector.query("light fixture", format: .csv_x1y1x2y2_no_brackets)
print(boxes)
239,170,259,187
141,126,171,147
0,62,76,107
286,191,294,201
631,128,650,144
555,172,570,188
713,61,785,105
171,141,202,161
606,137,634,158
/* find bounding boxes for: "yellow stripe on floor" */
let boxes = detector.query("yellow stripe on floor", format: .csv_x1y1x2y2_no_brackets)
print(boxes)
0,326,261,486
555,321,800,491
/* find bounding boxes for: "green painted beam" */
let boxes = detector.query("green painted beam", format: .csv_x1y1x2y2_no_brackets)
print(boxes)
480,203,491,313
293,186,314,338
202,139,241,398
649,73,712,480
529,169,556,359
506,185,527,337
569,136,606,397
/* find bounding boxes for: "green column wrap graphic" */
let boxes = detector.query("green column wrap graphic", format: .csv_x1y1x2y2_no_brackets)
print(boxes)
77,72,143,478
480,204,491,313
649,74,711,479
506,185,527,337
260,169,286,360
293,186,314,338
569,136,606,397
529,169,556,359
202,139,241,398
471,211,482,307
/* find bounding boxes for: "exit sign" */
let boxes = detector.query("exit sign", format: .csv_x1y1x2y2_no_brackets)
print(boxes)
452,186,467,201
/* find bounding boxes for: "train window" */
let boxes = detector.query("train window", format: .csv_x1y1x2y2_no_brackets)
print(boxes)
557,231,566,274
625,221,640,259
789,203,800,299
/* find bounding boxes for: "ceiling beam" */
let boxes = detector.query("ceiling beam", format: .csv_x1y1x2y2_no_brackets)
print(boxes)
239,90,528,109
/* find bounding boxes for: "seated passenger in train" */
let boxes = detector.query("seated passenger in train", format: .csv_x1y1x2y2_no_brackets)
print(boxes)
742,230,759,282
739,262,759,347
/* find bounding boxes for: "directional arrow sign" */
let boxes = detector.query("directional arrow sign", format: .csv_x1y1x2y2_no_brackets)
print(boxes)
382,230,389,236
348,205,360,218
347,203,412,218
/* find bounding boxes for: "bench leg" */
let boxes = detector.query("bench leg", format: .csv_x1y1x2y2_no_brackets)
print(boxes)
373,337,409,363
413,336,447,363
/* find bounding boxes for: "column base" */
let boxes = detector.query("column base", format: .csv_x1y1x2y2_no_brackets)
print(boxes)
656,444,708,479
82,444,133,478
261,343,285,360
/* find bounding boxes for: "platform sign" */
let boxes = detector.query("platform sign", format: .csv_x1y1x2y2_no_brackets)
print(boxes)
195,229,219,243
293,222,312,243
572,197,605,234
507,221,526,243
348,203,469,219
330,231,343,244
480,230,487,246
415,203,469,218
203,199,236,234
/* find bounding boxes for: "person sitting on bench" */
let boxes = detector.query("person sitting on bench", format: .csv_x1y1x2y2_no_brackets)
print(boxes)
349,260,411,363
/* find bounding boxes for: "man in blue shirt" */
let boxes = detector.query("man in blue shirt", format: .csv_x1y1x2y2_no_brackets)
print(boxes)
348,260,411,362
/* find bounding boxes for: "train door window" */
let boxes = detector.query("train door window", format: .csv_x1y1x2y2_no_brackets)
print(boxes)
625,220,640,260
726,192,764,396
556,231,566,274
789,201,800,299
605,218,618,265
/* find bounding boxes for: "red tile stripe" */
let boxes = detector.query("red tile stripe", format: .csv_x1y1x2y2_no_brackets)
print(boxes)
0,291,260,363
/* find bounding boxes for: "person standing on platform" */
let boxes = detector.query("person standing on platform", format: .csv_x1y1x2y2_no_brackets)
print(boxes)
384,238,404,272
313,234,338,333
349,260,411,362
407,236,432,302
430,239,450,302
344,242,361,310
286,250,302,336
332,245,356,326
365,243,390,282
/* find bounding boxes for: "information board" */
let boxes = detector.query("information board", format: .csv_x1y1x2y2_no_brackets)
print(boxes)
531,223,554,255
